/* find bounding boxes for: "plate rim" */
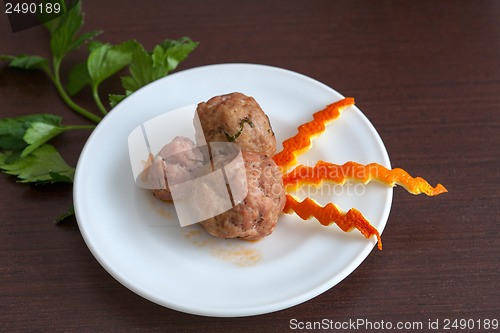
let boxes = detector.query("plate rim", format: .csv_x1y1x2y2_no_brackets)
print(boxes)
74,63,393,317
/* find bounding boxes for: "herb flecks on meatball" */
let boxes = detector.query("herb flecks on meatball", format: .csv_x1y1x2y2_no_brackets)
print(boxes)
195,92,276,157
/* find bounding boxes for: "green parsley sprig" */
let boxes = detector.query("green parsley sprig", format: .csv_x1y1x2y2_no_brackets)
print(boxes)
0,1,198,222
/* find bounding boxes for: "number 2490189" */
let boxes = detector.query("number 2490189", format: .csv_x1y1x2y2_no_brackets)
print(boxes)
5,2,62,14
443,318,498,330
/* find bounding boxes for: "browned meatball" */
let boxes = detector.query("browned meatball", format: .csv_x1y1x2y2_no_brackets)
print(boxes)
146,136,204,201
199,151,286,241
194,92,276,156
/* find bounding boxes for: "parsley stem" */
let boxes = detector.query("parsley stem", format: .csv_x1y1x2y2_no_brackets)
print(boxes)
63,124,96,131
92,86,108,115
52,60,102,124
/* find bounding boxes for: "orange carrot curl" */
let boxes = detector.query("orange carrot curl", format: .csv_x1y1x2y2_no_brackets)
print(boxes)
283,161,448,196
273,98,355,169
283,194,383,250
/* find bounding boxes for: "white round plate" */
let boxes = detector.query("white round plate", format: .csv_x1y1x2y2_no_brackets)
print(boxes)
74,63,392,317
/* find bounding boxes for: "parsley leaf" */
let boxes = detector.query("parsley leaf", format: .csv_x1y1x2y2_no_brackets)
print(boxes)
0,114,62,153
112,37,198,107
55,204,75,224
109,94,128,108
0,54,50,72
120,41,152,93
87,40,136,113
49,2,101,64
22,122,66,157
0,144,74,184
153,37,199,75
66,61,91,96
87,40,136,89
0,114,94,161
0,118,30,152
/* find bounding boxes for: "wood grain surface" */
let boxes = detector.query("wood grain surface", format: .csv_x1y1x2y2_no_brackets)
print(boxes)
1,1,498,332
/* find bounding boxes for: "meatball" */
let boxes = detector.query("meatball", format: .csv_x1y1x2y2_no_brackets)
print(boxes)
146,136,204,201
194,92,276,156
199,151,286,241
148,94,285,240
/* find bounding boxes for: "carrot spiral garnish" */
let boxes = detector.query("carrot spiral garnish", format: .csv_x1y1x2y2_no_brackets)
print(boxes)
273,98,355,169
283,194,382,250
275,98,447,250
283,161,448,196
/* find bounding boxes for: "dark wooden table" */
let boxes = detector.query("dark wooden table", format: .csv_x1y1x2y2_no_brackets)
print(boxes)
1,1,498,332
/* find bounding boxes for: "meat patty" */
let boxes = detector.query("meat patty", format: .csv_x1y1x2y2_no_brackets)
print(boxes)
148,94,285,240
146,136,204,201
194,92,276,156
199,151,286,241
